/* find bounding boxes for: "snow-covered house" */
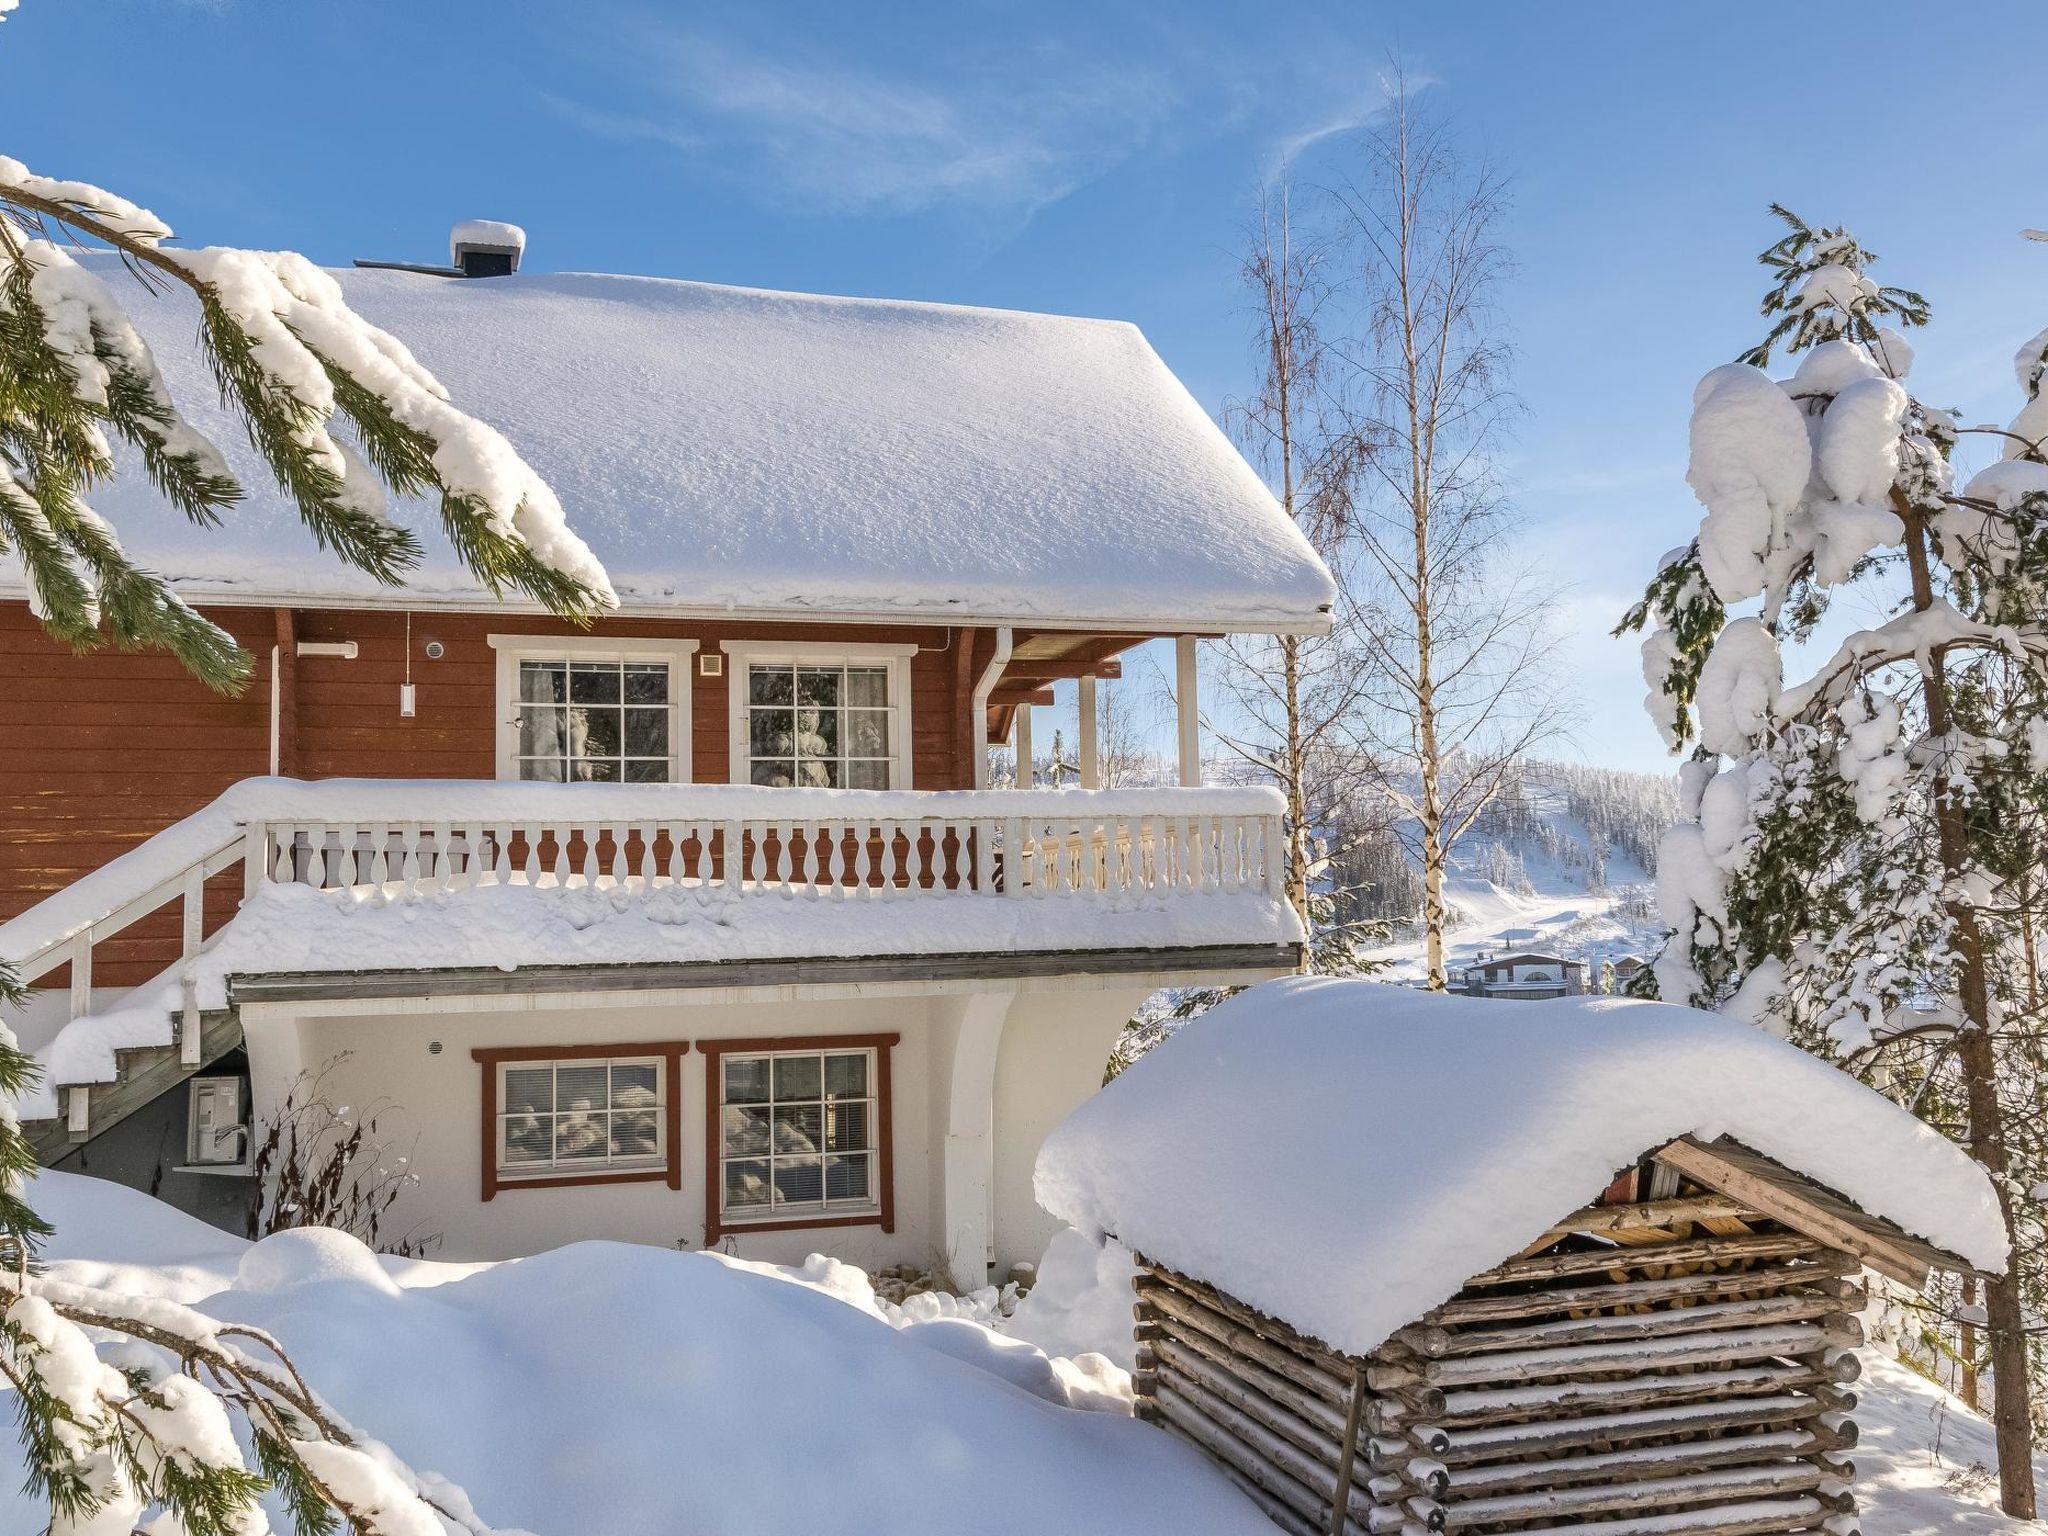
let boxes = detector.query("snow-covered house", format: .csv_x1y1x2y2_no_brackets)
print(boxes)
1037,979,2006,1536
1459,951,1587,999
0,234,1333,1281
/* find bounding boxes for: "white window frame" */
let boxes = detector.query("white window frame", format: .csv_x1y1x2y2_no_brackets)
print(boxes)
488,634,698,783
715,1045,882,1225
721,641,916,790
494,1055,667,1180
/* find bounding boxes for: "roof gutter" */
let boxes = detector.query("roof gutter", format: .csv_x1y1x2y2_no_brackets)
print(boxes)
969,626,1013,790
0,583,1336,639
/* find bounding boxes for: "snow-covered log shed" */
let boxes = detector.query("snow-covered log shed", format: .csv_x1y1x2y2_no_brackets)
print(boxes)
1035,979,2008,1536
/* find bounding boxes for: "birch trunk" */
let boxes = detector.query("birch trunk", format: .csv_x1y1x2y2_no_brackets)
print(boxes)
1897,495,2035,1518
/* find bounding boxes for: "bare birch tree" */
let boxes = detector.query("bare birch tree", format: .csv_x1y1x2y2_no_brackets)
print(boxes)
1329,76,1567,990
1209,183,1383,964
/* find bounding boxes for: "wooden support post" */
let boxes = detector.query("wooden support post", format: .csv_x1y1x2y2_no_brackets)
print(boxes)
179,969,201,1068
1176,634,1200,786
1330,1371,1368,1536
67,931,91,1021
66,1085,88,1139
1014,703,1033,789
1078,675,1099,789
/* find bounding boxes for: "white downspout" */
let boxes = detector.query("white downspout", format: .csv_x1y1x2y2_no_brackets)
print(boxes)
268,645,281,776
970,627,1013,791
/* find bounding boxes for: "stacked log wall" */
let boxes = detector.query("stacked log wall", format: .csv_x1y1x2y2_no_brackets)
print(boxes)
1133,1192,1865,1536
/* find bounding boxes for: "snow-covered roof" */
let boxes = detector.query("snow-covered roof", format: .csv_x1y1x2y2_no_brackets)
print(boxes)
35,255,1336,631
1035,977,2007,1358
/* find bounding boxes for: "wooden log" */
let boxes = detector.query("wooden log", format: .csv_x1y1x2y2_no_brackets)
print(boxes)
1465,1232,1826,1288
1433,1393,1854,1465
1434,1361,1858,1427
1402,1320,1861,1389
1149,1348,1347,1468
1330,1371,1370,1536
1427,1255,1860,1327
1140,1262,1362,1375
1537,1194,1762,1243
1150,1329,1357,1443
1408,1292,1859,1358
1153,1378,1373,1526
1143,1287,1354,1403
1441,1427,1840,1496
1442,1465,1831,1529
1482,1493,1830,1536
1149,1384,1356,1535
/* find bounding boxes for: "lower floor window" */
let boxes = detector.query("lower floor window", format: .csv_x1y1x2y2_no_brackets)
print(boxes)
498,1057,665,1175
719,1047,878,1221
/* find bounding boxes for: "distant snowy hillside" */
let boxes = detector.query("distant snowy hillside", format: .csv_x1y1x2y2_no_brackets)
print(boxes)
1347,758,1678,983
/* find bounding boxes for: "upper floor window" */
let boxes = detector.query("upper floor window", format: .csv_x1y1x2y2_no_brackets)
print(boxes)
721,643,915,790
489,636,697,783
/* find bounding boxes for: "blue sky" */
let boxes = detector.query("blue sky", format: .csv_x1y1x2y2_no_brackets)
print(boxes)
8,0,2048,773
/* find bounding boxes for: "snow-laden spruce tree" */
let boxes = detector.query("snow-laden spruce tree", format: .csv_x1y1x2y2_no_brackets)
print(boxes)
1619,207,2048,1514
0,146,611,1533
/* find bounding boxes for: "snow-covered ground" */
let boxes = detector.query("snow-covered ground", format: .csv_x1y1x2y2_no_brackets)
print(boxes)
1362,760,1675,985
0,1171,1263,1536
5,1170,2036,1536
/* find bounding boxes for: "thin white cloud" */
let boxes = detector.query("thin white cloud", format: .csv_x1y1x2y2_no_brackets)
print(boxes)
549,28,1177,217
547,15,1393,220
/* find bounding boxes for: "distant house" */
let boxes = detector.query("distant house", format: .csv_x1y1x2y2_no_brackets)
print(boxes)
1612,955,1649,986
1461,951,1586,1000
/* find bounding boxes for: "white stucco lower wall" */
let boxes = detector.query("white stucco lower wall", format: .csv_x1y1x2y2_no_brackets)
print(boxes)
241,978,1158,1274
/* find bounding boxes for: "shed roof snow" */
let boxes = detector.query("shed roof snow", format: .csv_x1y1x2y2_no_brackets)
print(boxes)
1034,977,2007,1358
20,257,1335,631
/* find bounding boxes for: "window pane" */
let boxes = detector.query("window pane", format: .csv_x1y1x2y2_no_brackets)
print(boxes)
575,758,621,783
844,759,889,790
796,707,838,757
796,759,838,788
774,1157,824,1206
610,1062,659,1108
826,1153,872,1203
844,667,888,707
611,1111,660,1160
557,1064,608,1111
520,756,567,783
725,1159,771,1210
570,663,622,704
723,1105,771,1158
846,710,888,758
774,1055,822,1101
623,664,668,704
824,1052,868,1100
625,708,669,757
555,1112,609,1161
519,708,566,758
797,668,841,706
750,760,794,787
504,1067,554,1114
774,1103,823,1156
724,1057,771,1104
749,665,793,706
519,662,566,704
503,1114,552,1165
826,1101,869,1154
576,707,622,758
751,710,793,758
625,759,670,783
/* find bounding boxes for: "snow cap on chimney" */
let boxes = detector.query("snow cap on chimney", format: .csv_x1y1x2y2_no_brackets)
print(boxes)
449,219,526,278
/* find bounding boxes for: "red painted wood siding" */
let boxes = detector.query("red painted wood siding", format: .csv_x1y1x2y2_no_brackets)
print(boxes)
1,601,989,987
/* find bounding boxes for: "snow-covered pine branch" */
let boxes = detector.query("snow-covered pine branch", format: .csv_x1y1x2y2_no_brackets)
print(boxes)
0,155,614,690
1618,204,2048,1519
